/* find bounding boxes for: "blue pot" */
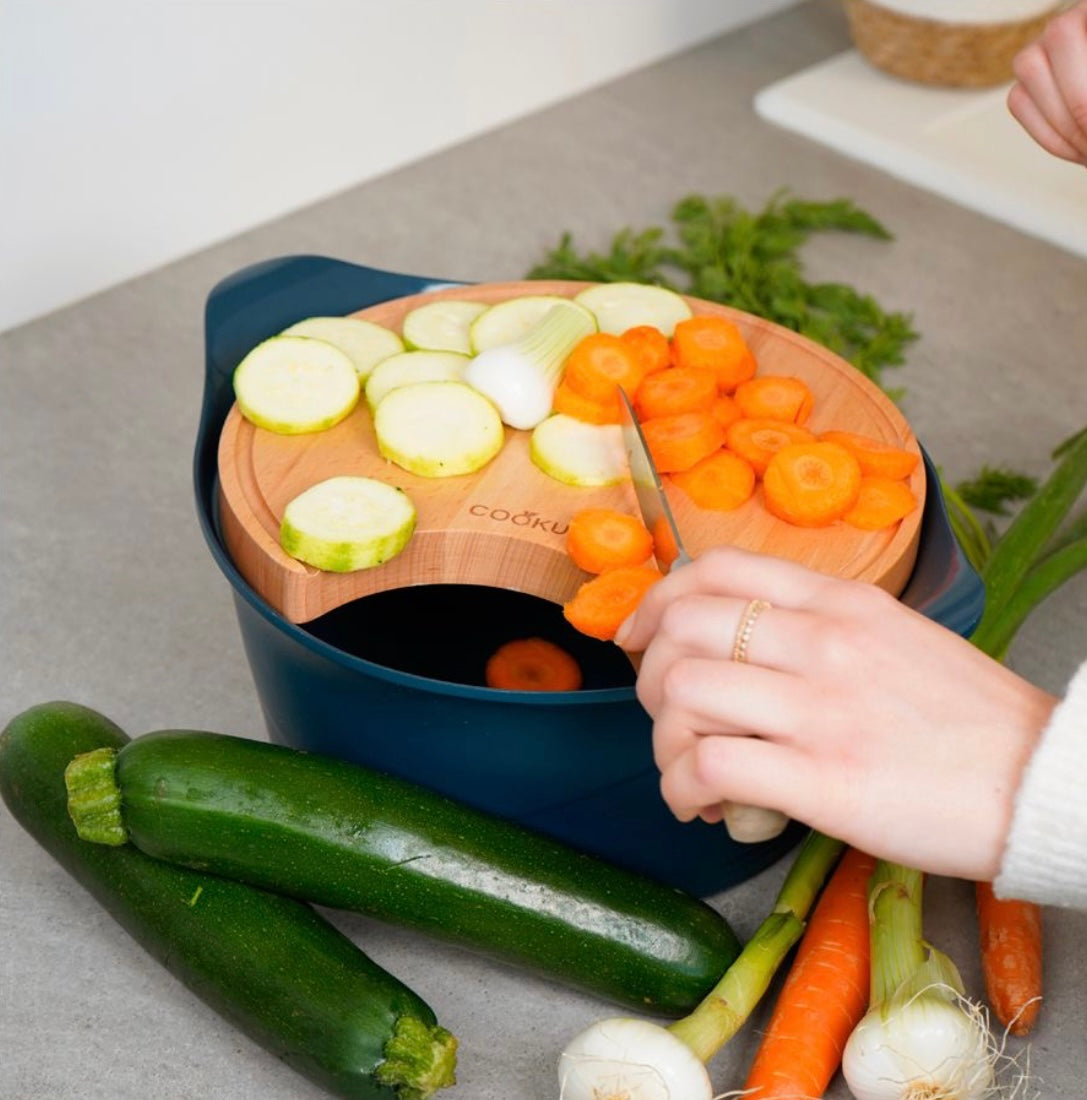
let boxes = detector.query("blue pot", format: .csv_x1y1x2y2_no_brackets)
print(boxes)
194,256,985,897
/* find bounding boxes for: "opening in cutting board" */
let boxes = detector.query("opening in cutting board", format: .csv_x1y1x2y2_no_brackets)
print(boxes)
303,584,636,689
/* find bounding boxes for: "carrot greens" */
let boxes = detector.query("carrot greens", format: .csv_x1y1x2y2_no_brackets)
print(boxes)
528,190,917,393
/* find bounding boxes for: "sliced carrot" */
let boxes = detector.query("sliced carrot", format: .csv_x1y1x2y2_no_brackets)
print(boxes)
843,475,918,530
976,882,1043,1036
671,314,757,392
563,332,647,404
726,418,816,477
641,410,726,473
552,378,621,425
567,507,654,573
820,429,920,480
620,324,672,375
671,450,756,512
743,848,875,1099
734,375,814,425
562,565,662,641
762,441,862,528
485,637,583,692
709,393,743,433
634,366,718,420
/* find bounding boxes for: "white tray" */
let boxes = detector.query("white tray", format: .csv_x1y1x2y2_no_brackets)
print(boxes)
755,50,1087,260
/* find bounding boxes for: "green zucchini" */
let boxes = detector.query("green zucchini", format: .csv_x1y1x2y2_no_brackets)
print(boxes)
66,729,742,1016
1,703,457,1100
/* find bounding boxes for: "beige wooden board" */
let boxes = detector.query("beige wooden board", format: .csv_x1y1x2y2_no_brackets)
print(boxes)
218,280,924,623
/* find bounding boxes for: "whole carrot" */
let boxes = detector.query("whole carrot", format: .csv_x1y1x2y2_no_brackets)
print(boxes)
975,882,1043,1036
742,846,875,1099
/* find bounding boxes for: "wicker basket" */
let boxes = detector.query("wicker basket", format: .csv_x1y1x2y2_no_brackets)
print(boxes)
843,0,1059,87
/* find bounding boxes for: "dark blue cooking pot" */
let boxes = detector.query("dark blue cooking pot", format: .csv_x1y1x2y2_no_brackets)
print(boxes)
194,255,985,898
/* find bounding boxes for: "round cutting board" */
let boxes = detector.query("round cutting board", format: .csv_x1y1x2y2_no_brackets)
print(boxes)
218,280,925,624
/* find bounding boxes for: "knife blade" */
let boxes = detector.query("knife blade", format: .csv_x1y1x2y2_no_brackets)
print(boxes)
618,388,692,573
617,386,787,845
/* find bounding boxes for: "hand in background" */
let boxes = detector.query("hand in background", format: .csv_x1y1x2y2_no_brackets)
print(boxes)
1008,0,1087,166
616,547,1058,883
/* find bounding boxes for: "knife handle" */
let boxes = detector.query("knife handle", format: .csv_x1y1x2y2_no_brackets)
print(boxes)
625,652,788,844
720,802,789,844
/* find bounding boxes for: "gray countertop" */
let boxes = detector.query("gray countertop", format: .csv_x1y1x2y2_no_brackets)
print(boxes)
2,3,1085,1097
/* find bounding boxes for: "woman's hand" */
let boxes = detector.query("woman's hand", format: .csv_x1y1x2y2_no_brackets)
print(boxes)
616,547,1058,882
1008,1,1087,166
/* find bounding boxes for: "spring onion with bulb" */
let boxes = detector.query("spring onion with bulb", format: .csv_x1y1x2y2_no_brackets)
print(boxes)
557,831,844,1100
842,861,997,1100
464,299,596,429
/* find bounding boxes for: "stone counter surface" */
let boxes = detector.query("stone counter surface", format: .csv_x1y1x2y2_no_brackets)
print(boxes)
2,2,1084,1097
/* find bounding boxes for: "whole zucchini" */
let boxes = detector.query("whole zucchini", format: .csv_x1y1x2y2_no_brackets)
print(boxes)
1,703,457,1100
66,728,742,1016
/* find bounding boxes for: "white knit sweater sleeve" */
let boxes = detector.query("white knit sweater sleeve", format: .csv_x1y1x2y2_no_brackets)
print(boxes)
995,659,1087,908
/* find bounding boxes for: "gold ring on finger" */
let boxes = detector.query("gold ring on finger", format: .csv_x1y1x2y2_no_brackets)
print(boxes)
731,598,772,664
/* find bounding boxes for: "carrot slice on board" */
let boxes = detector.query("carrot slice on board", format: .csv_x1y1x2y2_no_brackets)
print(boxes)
762,441,862,527
710,394,743,433
975,882,1043,1037
641,410,726,473
726,418,816,477
620,324,672,375
567,508,654,573
671,314,757,392
820,429,920,480
563,332,647,404
734,375,814,425
563,566,662,641
634,366,718,420
485,637,583,692
742,847,875,1099
842,475,918,530
552,378,622,425
671,450,756,512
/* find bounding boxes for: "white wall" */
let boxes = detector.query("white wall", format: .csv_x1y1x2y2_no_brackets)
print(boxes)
1,0,798,333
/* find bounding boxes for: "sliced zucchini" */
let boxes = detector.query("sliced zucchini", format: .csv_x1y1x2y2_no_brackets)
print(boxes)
469,295,596,353
401,300,488,355
373,380,505,478
281,315,404,381
530,414,628,487
364,350,470,412
574,282,692,337
233,335,360,435
280,476,416,573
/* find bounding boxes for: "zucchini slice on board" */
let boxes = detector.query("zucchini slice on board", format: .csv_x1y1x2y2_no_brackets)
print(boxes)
574,282,692,337
282,315,404,380
373,380,504,477
280,476,417,573
402,300,488,355
469,294,595,353
65,729,743,1017
0,702,457,1100
364,350,470,411
530,413,628,487
233,334,360,434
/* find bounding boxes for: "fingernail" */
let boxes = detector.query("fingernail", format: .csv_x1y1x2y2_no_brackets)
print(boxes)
613,615,633,648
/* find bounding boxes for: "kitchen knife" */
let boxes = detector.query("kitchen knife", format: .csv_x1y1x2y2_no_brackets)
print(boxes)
617,387,788,844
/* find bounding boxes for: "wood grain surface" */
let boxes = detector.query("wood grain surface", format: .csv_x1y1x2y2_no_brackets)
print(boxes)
218,280,924,623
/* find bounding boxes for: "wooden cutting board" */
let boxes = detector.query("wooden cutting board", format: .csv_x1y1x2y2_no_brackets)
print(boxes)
218,280,925,624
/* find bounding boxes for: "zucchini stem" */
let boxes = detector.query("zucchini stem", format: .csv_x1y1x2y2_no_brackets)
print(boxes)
375,1015,459,1100
63,746,126,846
